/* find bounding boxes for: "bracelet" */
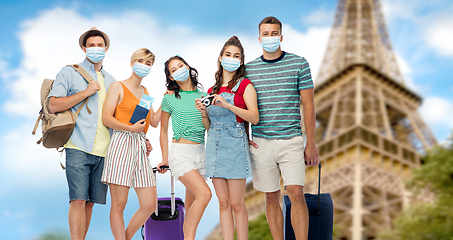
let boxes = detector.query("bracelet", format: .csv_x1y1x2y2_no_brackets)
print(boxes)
202,115,208,118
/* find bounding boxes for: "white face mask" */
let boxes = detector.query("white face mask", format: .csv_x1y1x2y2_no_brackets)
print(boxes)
172,66,190,82
260,36,281,53
132,62,151,78
221,57,241,72
85,47,105,63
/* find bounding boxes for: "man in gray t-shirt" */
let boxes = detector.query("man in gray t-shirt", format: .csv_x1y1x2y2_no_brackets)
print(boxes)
245,16,319,240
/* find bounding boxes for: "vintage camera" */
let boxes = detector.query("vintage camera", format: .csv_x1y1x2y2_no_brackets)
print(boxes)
201,94,215,107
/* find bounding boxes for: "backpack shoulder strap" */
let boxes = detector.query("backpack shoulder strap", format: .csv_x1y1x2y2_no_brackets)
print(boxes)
32,108,43,135
67,64,93,114
67,64,94,83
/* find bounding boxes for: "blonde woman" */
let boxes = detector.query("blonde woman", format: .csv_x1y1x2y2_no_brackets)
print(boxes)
101,48,161,240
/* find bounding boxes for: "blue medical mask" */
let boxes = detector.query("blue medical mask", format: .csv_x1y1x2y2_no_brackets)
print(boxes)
85,47,105,63
132,62,151,78
221,57,241,72
171,66,190,82
260,36,281,53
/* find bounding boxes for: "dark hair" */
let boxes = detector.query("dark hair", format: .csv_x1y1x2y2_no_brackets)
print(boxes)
212,36,246,94
258,16,282,34
83,30,106,47
164,56,203,99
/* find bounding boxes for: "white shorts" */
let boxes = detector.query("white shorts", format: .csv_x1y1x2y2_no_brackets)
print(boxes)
249,136,305,192
168,143,206,180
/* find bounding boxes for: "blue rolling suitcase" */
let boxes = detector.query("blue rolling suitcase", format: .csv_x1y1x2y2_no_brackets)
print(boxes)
283,163,333,240
142,167,185,240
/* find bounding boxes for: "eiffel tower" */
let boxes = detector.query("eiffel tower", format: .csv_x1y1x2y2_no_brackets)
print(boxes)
306,0,436,238
205,0,437,239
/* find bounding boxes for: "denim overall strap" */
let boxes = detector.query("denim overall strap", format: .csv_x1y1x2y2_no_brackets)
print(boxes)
231,77,244,93
206,77,246,126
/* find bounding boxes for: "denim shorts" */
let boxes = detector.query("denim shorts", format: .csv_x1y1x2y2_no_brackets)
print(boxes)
65,148,108,204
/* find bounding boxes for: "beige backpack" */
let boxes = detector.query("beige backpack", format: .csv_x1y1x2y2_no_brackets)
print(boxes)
32,64,93,149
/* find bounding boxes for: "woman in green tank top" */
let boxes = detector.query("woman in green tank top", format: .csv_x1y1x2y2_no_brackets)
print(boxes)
157,56,211,240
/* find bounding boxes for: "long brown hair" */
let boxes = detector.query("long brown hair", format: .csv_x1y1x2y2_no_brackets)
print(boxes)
164,56,202,99
212,36,246,94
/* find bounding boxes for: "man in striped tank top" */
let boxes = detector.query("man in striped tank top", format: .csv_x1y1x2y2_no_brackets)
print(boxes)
245,16,319,240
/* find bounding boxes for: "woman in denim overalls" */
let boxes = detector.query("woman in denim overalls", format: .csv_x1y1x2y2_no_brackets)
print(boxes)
196,36,259,240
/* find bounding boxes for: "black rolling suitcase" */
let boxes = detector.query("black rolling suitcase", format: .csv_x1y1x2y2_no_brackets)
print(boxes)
283,163,333,240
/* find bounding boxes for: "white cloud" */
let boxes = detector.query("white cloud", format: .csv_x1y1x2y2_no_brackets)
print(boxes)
0,121,168,191
382,0,450,23
394,53,424,92
281,25,331,83
301,6,334,27
1,125,68,189
381,0,421,23
0,56,12,81
425,16,453,57
382,0,453,58
395,54,411,76
419,96,453,129
1,8,215,117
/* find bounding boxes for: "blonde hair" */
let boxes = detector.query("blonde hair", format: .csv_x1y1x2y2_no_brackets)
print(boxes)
131,48,156,65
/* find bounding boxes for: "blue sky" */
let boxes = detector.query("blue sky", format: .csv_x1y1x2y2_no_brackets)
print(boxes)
0,0,452,240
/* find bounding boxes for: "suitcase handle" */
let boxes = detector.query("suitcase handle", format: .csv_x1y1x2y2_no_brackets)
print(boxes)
304,163,322,216
151,166,176,217
310,163,323,238
315,163,321,216
153,166,169,172
141,166,177,240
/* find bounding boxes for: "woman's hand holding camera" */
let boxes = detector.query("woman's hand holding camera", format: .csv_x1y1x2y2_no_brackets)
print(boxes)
195,98,208,117
212,95,230,109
